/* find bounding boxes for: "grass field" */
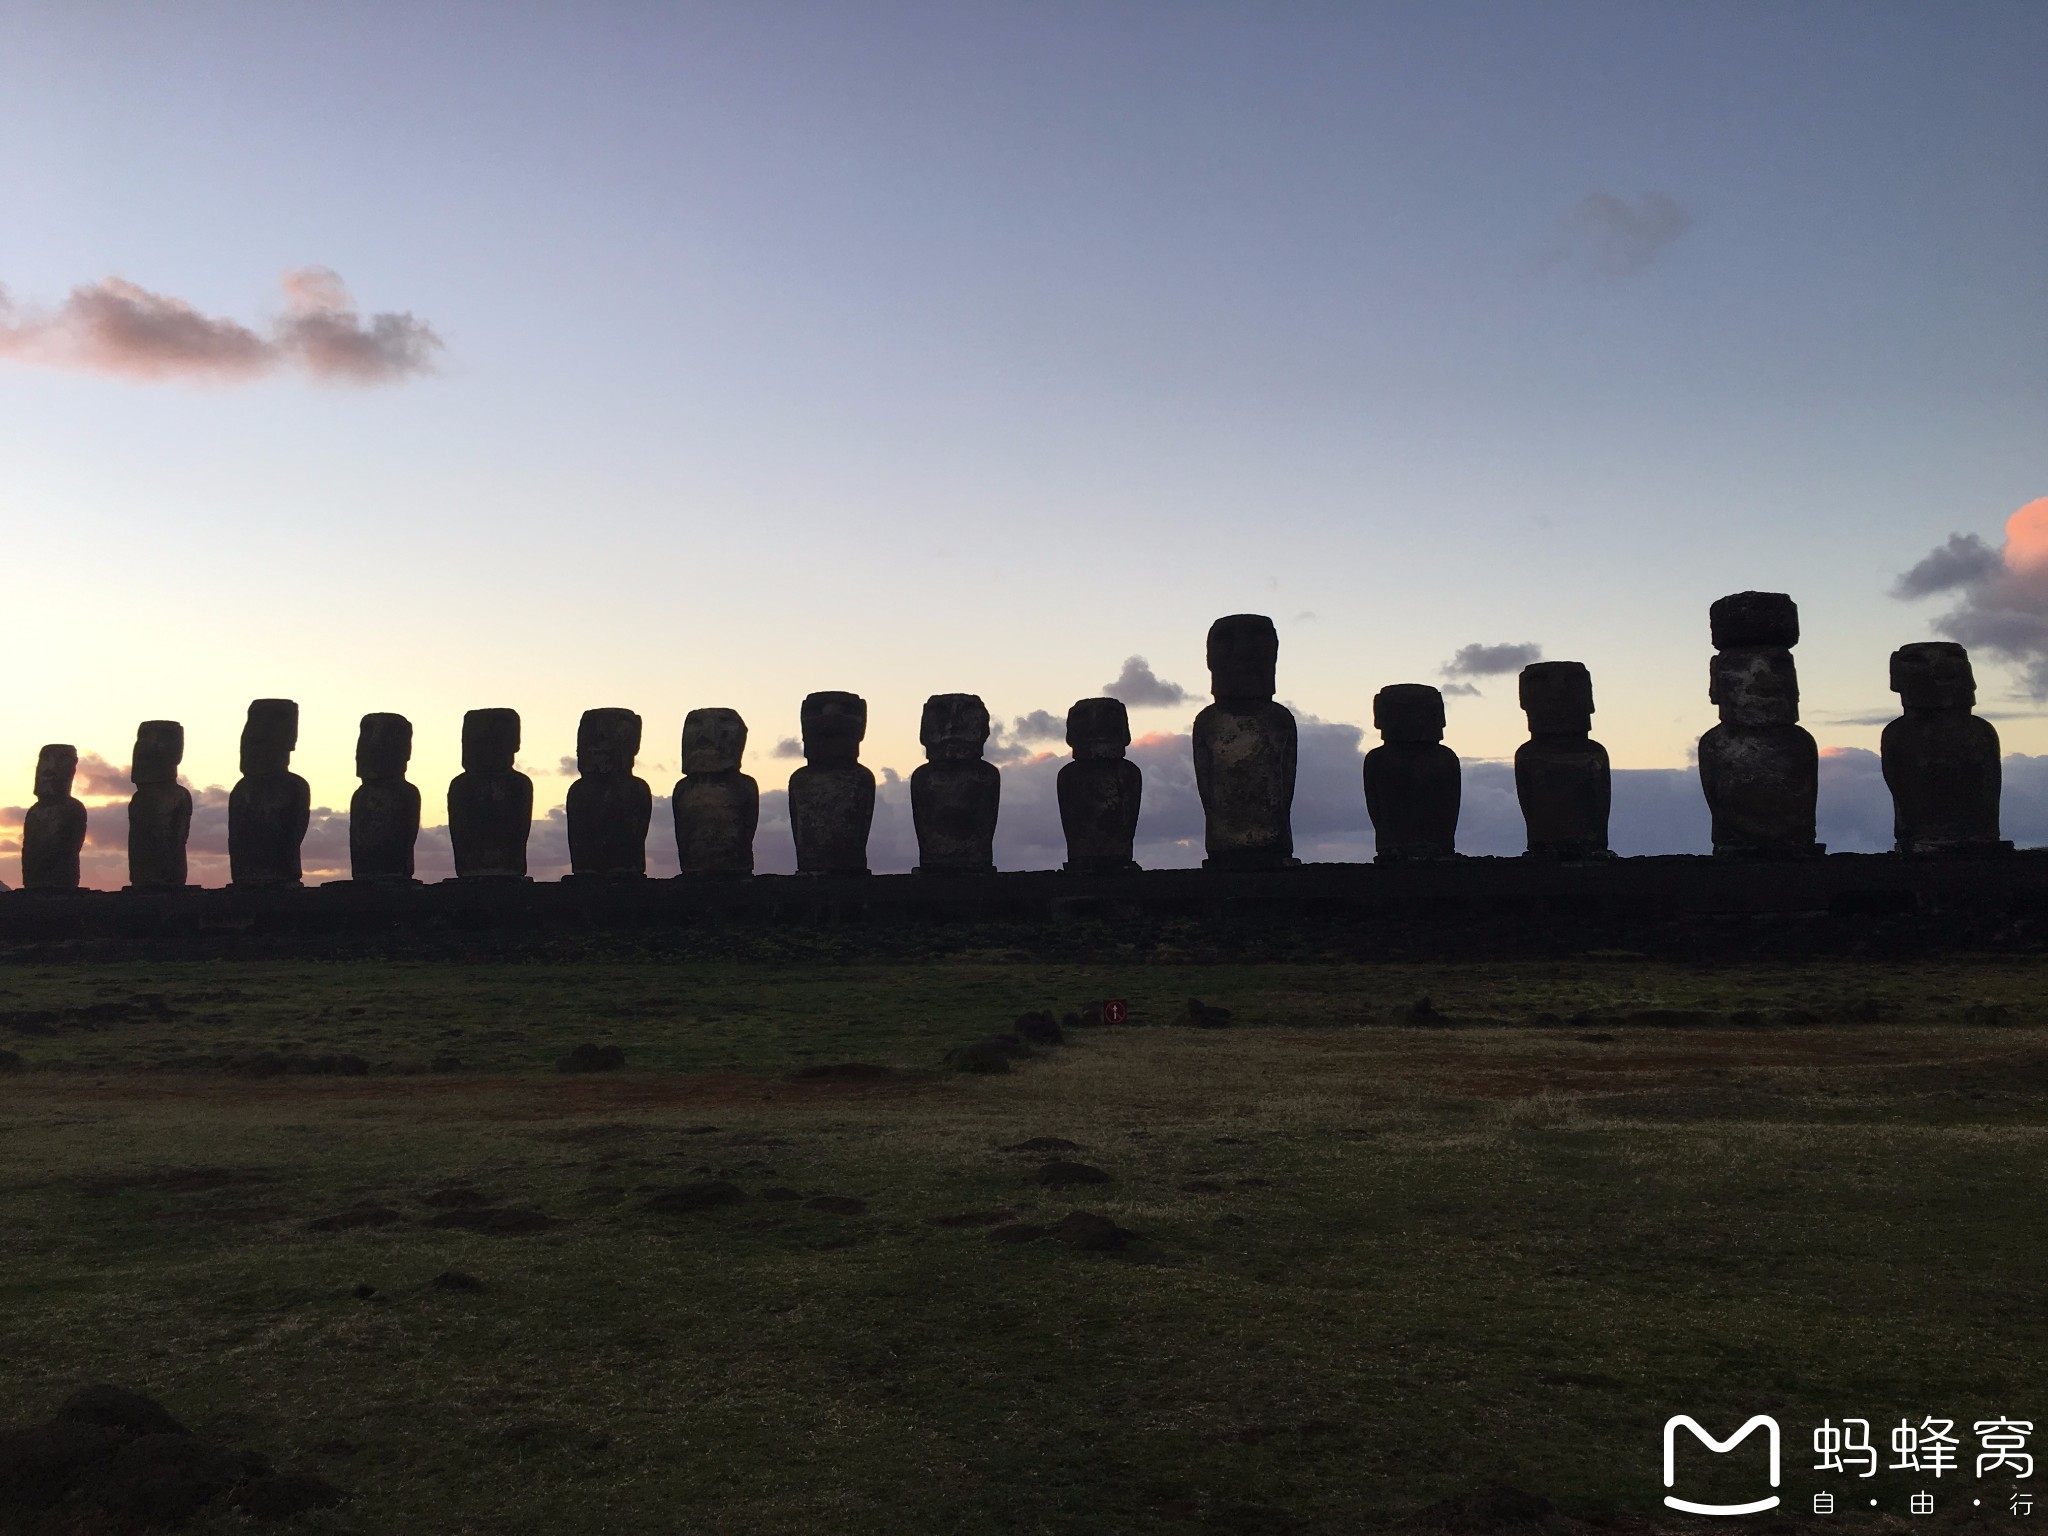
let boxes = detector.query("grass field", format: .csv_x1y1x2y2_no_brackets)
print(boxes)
1,955,2045,1533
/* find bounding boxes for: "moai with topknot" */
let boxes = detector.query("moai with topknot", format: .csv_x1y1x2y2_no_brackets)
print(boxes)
127,721,192,890
1882,642,2008,856
1698,592,1821,858
448,708,533,879
21,745,87,890
911,694,1001,875
1363,684,1460,860
566,708,651,879
228,699,310,887
673,708,758,878
1057,697,1142,874
1514,662,1611,859
788,692,875,875
1193,614,1298,869
349,713,419,882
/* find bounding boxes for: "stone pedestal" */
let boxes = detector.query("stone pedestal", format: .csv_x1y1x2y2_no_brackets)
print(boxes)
21,745,87,890
1363,684,1460,860
126,721,192,891
349,713,419,882
1881,641,2006,855
1058,697,1142,874
448,708,533,880
673,708,758,878
912,694,1000,874
788,692,875,876
1514,661,1611,858
566,708,651,879
1193,614,1297,870
1699,593,1821,858
228,699,310,887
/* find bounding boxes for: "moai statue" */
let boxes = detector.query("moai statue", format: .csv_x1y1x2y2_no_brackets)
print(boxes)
788,691,874,876
1363,684,1460,860
1882,641,2008,856
1057,697,1142,874
1192,614,1298,869
911,693,1000,875
127,721,192,890
349,713,419,882
1698,591,1821,858
673,708,758,878
1514,662,1611,859
447,708,532,880
21,745,87,890
228,699,310,887
566,707,651,879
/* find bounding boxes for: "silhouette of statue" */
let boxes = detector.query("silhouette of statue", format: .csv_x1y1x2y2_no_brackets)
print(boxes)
788,692,874,875
349,713,419,882
673,708,758,878
127,721,192,891
21,745,86,890
1058,697,1142,873
912,694,1000,874
566,708,651,879
1193,614,1297,869
1514,661,1611,858
448,708,532,880
228,699,310,887
1882,641,2007,855
1363,684,1460,860
1698,592,1820,858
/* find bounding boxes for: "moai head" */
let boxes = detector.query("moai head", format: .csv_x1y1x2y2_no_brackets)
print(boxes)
1066,697,1132,762
1710,649,1800,727
577,708,642,776
800,692,867,767
1207,614,1279,704
1710,591,1800,650
920,694,990,763
356,713,412,780
681,708,747,775
1372,684,1446,745
1519,661,1594,735
240,699,298,775
132,721,184,785
33,744,77,800
461,708,521,773
1890,641,1976,712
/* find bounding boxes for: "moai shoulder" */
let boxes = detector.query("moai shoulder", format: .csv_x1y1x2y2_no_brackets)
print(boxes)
1362,684,1459,860
1058,696,1142,874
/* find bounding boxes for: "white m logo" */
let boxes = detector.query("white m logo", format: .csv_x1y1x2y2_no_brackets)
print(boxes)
1663,1415,1781,1515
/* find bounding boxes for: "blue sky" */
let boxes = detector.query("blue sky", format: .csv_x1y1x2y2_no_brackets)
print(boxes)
1,1,2043,879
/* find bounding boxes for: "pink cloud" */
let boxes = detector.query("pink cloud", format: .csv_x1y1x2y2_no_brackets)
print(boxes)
0,268,440,386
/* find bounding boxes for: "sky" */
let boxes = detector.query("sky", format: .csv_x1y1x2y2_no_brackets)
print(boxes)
1,1,2043,884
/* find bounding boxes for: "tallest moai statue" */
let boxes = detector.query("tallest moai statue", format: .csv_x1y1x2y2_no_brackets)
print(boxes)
1698,592,1821,859
1192,614,1298,870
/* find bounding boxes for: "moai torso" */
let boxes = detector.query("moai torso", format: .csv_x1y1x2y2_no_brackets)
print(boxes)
1363,684,1459,860
228,699,310,886
788,691,875,875
1880,641,2005,854
566,707,651,878
21,745,87,890
349,713,420,881
1192,614,1297,869
1513,661,1611,858
911,693,1000,874
448,708,533,879
127,720,192,890
1698,593,1820,858
673,708,758,878
1057,696,1142,874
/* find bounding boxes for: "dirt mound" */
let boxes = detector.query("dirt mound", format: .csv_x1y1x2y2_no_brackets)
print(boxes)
421,1184,492,1209
1175,998,1234,1028
1005,1136,1082,1153
1033,1160,1110,1189
1014,1011,1065,1045
427,1207,560,1235
430,1269,486,1292
307,1204,403,1232
1050,1211,1130,1251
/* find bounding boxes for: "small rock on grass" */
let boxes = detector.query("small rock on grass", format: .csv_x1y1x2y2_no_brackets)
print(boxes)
1033,1160,1109,1189
430,1269,485,1292
1051,1211,1131,1252
231,1470,347,1520
556,1043,626,1073
1177,998,1233,1028
944,1039,1016,1074
56,1385,187,1438
1013,1011,1064,1045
